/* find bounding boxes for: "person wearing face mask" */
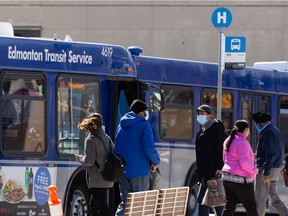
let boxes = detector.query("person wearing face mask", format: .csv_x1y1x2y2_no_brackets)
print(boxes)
114,99,160,216
195,104,226,216
252,112,288,216
222,120,258,216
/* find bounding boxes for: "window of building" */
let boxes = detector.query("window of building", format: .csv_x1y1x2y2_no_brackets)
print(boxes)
14,26,42,37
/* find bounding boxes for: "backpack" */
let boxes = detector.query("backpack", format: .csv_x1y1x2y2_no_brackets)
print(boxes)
95,135,126,182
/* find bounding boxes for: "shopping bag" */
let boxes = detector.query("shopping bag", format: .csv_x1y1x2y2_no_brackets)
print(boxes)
202,176,226,207
281,168,288,187
149,167,161,190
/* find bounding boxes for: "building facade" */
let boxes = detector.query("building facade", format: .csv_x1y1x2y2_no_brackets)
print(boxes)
1,1,288,66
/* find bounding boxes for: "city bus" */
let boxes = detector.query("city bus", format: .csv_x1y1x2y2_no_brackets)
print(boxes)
0,22,287,216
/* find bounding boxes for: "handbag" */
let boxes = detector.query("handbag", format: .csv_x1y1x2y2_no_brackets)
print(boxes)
281,168,288,187
149,167,161,190
202,176,226,207
95,135,126,182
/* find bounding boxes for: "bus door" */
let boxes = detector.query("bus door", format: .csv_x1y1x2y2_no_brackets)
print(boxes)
109,80,140,133
241,94,270,151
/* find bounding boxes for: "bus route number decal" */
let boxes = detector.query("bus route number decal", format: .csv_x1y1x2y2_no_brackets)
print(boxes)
101,47,113,57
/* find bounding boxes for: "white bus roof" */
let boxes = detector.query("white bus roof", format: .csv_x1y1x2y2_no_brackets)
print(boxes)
254,61,288,71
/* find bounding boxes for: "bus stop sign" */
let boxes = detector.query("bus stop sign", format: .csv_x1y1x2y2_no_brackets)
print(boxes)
211,7,232,28
225,36,246,70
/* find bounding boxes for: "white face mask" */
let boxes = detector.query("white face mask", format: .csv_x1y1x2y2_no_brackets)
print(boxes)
197,115,208,125
145,111,149,120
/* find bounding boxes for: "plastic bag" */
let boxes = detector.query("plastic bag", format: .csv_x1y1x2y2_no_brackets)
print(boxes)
202,176,226,207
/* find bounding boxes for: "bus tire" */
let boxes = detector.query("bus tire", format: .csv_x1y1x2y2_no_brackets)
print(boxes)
69,185,89,216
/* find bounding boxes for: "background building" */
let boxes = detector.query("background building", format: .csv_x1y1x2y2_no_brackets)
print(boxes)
1,1,288,66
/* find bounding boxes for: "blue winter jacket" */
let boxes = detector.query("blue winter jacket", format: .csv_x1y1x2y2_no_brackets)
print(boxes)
115,111,160,178
256,123,285,176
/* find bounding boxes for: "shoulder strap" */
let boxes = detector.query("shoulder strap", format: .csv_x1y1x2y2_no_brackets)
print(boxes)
94,134,112,170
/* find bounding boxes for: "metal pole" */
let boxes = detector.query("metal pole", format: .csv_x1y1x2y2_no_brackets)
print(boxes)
217,29,224,120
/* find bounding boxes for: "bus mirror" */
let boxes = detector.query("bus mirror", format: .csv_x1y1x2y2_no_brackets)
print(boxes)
150,92,166,112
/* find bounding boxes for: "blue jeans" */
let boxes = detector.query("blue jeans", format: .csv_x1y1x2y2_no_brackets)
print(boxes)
115,176,149,216
255,167,288,216
197,178,224,216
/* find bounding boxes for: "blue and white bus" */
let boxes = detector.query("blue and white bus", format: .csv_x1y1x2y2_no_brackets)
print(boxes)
0,22,287,216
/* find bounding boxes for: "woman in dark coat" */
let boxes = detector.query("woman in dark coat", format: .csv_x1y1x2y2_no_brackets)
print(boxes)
75,113,113,216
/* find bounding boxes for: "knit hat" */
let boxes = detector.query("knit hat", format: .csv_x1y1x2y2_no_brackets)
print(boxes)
197,104,212,114
252,112,272,124
130,99,148,114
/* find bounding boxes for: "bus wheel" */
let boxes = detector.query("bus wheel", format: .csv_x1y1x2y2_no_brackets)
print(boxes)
70,185,89,216
186,184,199,216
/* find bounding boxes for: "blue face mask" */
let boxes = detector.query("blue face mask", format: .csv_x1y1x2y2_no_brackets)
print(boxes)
256,125,263,132
197,115,208,125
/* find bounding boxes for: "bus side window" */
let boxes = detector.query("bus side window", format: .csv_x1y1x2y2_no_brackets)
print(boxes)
1,74,45,153
201,89,234,131
160,85,193,140
57,76,99,155
279,96,288,150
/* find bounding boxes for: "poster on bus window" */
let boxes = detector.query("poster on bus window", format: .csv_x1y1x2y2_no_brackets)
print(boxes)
0,166,56,216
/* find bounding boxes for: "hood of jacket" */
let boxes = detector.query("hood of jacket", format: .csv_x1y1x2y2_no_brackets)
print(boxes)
120,111,146,128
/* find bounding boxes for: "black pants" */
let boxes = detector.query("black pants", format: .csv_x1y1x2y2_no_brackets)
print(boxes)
222,181,258,216
89,188,112,216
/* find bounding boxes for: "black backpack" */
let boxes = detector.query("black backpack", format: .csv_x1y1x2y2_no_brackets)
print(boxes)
95,136,126,182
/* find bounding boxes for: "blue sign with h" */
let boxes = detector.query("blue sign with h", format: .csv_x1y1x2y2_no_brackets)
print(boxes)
211,7,232,28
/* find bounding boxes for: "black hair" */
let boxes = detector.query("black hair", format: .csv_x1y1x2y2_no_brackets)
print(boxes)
225,119,249,152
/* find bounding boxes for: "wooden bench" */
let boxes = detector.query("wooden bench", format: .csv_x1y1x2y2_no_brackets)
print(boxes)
156,187,189,216
124,187,189,216
124,190,159,216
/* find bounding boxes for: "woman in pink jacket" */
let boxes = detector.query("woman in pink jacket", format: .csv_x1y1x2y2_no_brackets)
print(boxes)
222,120,258,216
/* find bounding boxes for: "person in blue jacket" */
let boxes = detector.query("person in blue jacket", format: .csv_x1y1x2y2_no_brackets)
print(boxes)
252,112,288,216
115,99,160,216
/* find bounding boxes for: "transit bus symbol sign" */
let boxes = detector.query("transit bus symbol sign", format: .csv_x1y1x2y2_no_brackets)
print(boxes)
225,36,246,70
225,36,246,53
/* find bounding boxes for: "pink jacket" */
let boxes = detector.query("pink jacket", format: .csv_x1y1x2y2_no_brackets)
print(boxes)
222,132,258,179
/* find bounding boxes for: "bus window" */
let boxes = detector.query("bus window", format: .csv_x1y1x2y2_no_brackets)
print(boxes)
279,96,288,147
201,89,234,131
1,72,45,153
57,75,99,155
160,85,193,140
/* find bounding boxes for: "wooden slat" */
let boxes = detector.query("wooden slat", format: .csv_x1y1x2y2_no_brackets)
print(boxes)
156,187,189,216
124,190,159,216
125,186,189,216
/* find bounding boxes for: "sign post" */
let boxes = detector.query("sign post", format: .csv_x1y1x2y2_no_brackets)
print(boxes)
211,7,232,120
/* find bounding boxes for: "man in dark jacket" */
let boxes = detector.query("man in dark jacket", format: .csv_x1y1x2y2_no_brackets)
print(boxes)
195,104,226,216
252,112,288,216
115,99,160,216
